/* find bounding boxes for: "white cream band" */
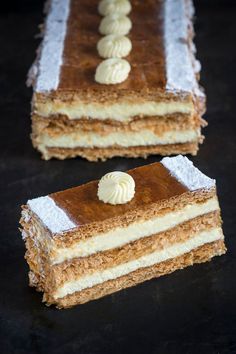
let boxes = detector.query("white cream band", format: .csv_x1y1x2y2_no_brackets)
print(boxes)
54,228,223,299
52,197,219,264
34,101,193,121
37,129,200,151
164,0,203,96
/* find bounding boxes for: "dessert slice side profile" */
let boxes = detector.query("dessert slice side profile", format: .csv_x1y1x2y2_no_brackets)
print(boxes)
20,156,226,308
28,0,206,161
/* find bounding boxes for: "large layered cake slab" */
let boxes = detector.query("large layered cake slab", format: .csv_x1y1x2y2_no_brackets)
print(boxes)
20,156,226,308
28,0,206,161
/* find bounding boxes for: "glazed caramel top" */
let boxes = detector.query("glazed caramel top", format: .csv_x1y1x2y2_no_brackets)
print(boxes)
58,0,166,92
51,162,188,227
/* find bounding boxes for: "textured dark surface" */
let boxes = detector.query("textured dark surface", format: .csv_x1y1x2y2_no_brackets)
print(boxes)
0,1,236,353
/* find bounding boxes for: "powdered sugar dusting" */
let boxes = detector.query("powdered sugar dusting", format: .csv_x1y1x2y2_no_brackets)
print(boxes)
21,230,28,240
164,0,203,96
35,0,70,92
28,196,75,234
161,155,215,191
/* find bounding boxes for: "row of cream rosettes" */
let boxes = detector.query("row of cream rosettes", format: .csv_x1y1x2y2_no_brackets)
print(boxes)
95,0,132,85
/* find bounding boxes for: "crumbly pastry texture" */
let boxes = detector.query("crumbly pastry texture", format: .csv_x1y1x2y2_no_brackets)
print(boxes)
28,0,206,160
32,142,203,162
50,240,226,308
20,157,226,308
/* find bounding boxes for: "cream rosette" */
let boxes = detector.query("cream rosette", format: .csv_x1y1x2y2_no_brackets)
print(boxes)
95,58,131,84
99,14,132,36
97,34,132,58
98,0,132,17
97,171,135,205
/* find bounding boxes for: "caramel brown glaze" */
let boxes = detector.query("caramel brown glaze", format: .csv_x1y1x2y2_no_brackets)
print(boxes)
58,0,166,92
51,163,188,227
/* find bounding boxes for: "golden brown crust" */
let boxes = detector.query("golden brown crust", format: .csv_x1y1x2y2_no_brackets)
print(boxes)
32,112,204,134
33,89,194,108
31,110,205,161
25,212,222,294
31,113,207,149
45,240,226,308
35,141,202,161
50,211,222,282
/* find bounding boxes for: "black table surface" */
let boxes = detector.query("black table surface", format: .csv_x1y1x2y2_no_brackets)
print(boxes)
1,1,236,353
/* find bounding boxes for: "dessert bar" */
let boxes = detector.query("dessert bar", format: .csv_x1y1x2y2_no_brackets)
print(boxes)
28,0,206,161
20,156,226,308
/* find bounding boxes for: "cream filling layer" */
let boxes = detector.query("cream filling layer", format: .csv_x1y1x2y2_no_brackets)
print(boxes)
52,197,219,264
37,129,200,150
35,101,194,121
54,227,223,299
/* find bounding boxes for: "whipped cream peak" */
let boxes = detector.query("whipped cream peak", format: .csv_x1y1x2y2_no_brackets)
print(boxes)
99,14,132,36
95,58,131,84
98,0,132,16
97,171,135,205
97,34,132,58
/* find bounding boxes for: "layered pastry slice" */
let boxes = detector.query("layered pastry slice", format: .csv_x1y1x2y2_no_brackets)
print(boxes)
20,156,226,308
28,0,206,161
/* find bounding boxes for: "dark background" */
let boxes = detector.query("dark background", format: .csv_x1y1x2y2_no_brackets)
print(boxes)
1,1,236,353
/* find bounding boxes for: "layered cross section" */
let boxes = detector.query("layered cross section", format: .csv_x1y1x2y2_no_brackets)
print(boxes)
28,0,206,161
20,156,226,308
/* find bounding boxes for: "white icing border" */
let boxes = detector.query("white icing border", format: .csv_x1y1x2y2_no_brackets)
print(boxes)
161,155,215,191
164,0,203,95
34,0,70,92
28,196,75,234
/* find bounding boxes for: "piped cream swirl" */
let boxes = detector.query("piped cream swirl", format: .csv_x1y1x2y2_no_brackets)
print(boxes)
98,0,132,16
97,34,132,58
97,171,135,205
95,58,131,84
99,14,132,36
